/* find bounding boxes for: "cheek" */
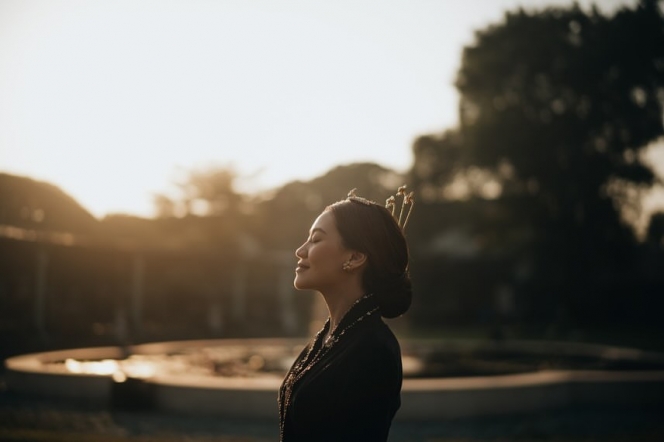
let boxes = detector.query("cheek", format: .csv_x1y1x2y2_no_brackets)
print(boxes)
312,245,338,266
310,245,343,275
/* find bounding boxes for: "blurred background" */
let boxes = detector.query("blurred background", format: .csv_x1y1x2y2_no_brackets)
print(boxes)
1,0,664,440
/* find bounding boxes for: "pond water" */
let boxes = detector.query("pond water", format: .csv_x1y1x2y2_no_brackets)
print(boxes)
50,340,664,382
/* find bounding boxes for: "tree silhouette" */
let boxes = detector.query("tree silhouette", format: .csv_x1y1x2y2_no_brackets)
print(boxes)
0,173,97,232
153,165,244,218
411,0,664,325
646,211,664,247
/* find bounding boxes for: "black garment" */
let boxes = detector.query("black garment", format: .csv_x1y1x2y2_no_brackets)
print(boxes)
278,294,402,442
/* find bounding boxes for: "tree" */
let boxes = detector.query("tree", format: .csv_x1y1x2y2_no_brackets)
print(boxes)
0,173,97,232
411,0,664,324
153,194,177,218
646,211,664,248
153,165,244,218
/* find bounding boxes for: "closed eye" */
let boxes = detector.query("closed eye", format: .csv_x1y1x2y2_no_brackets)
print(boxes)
308,228,326,244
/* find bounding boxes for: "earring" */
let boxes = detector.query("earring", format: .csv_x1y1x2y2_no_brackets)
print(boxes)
342,261,352,272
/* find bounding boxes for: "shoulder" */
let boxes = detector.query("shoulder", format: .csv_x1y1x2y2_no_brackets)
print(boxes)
354,318,401,354
342,319,402,376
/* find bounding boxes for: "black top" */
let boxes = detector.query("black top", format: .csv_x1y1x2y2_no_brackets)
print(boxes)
278,294,402,442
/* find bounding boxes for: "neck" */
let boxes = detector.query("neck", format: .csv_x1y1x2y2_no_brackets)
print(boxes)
321,285,365,333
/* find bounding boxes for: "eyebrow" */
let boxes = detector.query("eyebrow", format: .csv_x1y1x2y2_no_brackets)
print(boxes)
310,227,326,235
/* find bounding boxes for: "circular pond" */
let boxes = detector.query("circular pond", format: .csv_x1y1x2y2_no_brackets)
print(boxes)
6,338,664,419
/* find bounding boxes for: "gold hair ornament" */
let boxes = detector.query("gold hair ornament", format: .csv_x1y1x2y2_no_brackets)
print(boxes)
385,185,414,230
345,187,414,231
347,188,374,206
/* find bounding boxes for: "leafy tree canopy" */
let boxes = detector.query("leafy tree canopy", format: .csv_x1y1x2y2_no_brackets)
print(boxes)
409,0,664,323
414,0,664,240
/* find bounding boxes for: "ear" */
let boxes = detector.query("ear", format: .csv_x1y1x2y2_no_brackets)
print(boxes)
347,250,367,269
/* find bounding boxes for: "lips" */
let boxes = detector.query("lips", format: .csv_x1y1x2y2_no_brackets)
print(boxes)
296,263,309,272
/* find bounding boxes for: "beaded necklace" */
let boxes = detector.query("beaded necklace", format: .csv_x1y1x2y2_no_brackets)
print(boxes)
279,293,379,439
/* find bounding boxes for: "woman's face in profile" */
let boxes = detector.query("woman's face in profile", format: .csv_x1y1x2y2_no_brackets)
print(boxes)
294,211,349,292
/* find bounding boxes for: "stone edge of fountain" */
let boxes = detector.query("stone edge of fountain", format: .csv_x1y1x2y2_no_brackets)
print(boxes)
5,338,664,420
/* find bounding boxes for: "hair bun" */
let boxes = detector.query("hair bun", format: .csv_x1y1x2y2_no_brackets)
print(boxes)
375,272,412,319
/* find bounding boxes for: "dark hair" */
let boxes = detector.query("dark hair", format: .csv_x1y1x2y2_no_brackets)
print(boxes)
325,199,412,318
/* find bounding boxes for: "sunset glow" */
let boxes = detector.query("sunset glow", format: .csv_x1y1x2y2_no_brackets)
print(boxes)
0,0,641,217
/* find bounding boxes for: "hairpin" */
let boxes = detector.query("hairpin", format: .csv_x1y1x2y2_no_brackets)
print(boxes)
346,187,414,230
385,185,415,230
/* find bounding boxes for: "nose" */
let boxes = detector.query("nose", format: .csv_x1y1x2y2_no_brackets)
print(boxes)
295,242,307,259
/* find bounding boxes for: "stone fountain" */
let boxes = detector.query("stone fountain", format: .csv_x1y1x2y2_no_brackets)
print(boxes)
6,337,664,420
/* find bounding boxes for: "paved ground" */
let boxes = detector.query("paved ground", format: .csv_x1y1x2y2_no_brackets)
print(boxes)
1,377,664,441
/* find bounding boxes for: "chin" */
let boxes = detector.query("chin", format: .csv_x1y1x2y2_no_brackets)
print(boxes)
294,275,315,291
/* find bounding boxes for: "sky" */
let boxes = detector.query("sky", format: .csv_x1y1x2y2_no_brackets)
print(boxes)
0,0,652,219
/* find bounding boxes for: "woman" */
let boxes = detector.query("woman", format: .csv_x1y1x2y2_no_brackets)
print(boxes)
278,188,414,441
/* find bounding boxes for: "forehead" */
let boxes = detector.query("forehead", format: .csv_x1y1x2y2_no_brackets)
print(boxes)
310,211,337,233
